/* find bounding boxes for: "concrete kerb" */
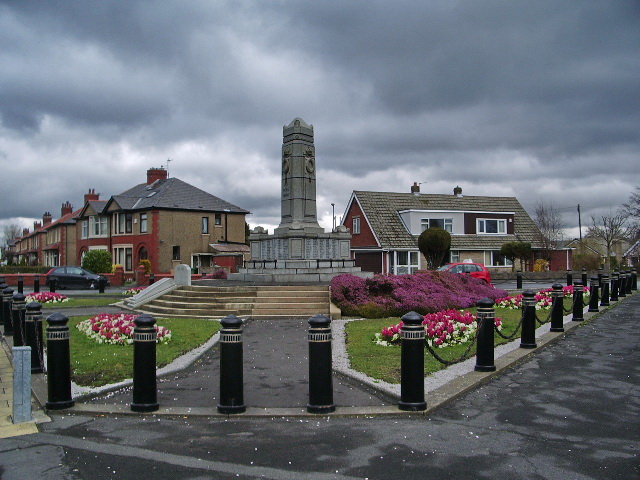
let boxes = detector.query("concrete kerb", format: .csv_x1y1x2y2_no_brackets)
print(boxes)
29,291,637,419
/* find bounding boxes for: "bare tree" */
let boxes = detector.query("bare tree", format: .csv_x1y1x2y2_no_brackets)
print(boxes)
534,201,565,259
1,223,22,246
587,212,630,269
622,186,640,240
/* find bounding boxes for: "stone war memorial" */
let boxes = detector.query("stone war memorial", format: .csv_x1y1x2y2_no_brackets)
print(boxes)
230,118,371,282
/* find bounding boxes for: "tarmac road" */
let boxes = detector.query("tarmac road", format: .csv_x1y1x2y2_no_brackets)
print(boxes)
1,293,638,479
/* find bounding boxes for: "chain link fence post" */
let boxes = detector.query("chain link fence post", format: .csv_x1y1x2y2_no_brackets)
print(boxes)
475,299,496,372
399,311,427,411
572,282,584,322
550,283,565,332
600,273,610,307
520,290,537,349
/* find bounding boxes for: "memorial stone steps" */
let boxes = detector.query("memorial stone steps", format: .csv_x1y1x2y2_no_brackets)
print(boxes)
137,284,331,320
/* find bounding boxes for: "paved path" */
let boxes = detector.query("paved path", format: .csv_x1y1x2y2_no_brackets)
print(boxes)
0,292,637,479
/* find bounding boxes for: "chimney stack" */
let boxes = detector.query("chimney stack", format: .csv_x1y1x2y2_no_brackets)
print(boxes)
147,167,168,185
34,221,42,230
43,212,52,226
411,182,420,195
22,228,29,237
84,189,99,204
453,186,463,197
61,201,73,216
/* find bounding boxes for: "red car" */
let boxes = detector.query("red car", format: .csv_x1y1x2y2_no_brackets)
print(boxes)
437,262,492,284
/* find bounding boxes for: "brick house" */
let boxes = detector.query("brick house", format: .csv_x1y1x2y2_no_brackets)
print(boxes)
342,184,546,274
41,202,82,267
75,168,250,275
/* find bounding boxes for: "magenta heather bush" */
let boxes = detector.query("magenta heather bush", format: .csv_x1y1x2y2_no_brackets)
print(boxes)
331,272,508,318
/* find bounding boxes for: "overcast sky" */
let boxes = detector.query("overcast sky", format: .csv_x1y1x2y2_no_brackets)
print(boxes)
1,1,639,241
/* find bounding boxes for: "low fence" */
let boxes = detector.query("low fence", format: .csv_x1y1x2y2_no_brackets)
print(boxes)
1,271,636,419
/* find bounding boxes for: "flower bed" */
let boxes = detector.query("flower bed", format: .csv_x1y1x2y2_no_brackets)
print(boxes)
495,285,590,310
374,309,503,348
332,272,508,318
76,313,172,345
122,286,146,296
25,292,68,304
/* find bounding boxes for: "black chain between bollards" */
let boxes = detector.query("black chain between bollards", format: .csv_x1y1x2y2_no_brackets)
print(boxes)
494,308,525,340
424,326,480,366
535,309,553,325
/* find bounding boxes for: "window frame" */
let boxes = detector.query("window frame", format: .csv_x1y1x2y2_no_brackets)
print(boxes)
352,216,361,235
477,218,507,235
421,218,453,233
202,216,210,234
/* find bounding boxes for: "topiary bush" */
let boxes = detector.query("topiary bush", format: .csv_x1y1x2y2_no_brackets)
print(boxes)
418,228,451,269
331,272,508,318
82,250,113,274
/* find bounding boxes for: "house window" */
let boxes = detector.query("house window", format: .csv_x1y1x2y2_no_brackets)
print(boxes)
450,250,460,263
114,246,133,272
392,251,419,274
202,217,210,234
421,218,453,233
115,213,133,234
477,219,506,234
486,250,512,267
82,220,89,239
140,213,148,233
215,214,222,226
352,216,361,234
172,246,181,261
91,216,108,237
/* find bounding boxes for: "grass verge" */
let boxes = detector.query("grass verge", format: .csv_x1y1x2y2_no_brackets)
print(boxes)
345,304,560,384
42,297,120,308
68,316,221,387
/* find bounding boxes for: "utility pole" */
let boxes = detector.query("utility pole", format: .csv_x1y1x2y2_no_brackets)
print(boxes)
165,158,172,177
577,204,583,251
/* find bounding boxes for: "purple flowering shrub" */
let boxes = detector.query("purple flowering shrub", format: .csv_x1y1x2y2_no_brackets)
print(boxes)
331,272,508,318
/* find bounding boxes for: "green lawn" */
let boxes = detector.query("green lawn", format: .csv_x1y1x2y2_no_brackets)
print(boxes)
68,316,221,387
345,304,559,384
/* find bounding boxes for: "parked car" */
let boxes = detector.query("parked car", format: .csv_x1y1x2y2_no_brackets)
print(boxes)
437,262,492,284
46,266,110,289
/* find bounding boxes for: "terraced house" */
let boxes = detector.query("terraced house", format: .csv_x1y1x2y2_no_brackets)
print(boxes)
343,184,547,274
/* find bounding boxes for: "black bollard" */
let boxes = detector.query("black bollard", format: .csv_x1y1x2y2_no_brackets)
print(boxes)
520,290,537,349
17,275,24,294
2,287,13,334
516,271,523,290
572,282,584,322
566,270,573,287
398,311,426,411
131,314,160,412
581,268,588,289
49,277,57,293
475,298,497,372
600,273,610,307
45,313,74,410
597,267,604,286
625,271,633,295
25,302,44,373
33,274,40,293
11,293,27,347
632,268,638,291
550,283,565,332
307,314,335,414
588,276,599,312
98,276,106,294
217,314,245,414
610,272,619,302
149,273,155,285
618,272,627,298
0,282,6,327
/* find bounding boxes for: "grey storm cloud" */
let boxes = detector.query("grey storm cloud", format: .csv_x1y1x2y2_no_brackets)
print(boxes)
0,0,639,237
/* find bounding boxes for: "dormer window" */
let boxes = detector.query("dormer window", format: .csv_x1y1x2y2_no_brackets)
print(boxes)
477,218,506,234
